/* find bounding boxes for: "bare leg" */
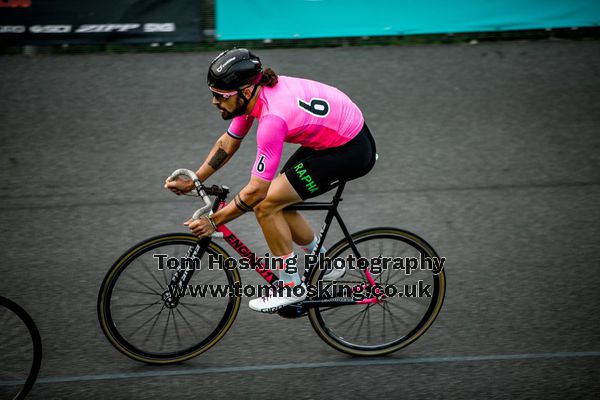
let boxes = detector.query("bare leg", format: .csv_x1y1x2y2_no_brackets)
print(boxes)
254,174,303,256
283,210,315,247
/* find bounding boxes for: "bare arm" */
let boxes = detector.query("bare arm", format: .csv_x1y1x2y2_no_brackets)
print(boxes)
196,132,241,182
165,132,242,195
211,175,270,226
183,175,269,237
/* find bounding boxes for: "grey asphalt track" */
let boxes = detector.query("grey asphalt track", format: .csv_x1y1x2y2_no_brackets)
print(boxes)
1,39,599,399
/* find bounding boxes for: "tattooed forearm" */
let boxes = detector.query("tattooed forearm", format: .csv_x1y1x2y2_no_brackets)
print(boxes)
234,194,252,212
233,194,262,213
208,148,229,170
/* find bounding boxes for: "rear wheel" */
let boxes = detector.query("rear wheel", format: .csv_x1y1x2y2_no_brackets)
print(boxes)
97,233,241,364
307,227,446,356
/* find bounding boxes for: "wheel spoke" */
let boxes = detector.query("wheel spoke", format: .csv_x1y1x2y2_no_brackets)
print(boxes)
353,304,373,341
331,305,370,332
116,287,161,297
382,241,400,285
122,300,162,319
141,257,165,291
385,300,423,319
175,307,200,338
124,272,162,296
385,306,411,330
171,309,183,348
179,302,214,326
382,301,387,340
160,310,173,351
141,305,166,347
197,272,224,287
396,293,432,306
179,299,226,308
113,301,162,309
162,261,170,286
366,304,372,343
378,301,408,330
128,304,164,339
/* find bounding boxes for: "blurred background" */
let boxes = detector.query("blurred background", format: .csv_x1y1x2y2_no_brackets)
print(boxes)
1,1,599,399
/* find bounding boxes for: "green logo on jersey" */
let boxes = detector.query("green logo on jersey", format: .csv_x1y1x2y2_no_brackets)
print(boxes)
293,163,319,193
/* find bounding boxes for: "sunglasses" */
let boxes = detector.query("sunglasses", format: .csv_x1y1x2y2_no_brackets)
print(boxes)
209,87,238,101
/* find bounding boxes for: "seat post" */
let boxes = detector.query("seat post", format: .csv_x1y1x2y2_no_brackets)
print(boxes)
331,181,346,205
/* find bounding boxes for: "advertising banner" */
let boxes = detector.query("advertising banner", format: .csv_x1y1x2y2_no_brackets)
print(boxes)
0,0,202,45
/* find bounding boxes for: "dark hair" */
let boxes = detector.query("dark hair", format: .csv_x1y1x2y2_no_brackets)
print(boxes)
259,68,278,87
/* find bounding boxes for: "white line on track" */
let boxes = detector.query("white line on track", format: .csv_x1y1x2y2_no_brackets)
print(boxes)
1,351,599,386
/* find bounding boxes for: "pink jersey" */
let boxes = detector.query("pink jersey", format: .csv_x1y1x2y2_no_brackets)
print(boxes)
227,76,364,181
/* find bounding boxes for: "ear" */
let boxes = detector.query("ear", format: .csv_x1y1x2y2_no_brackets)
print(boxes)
242,85,255,98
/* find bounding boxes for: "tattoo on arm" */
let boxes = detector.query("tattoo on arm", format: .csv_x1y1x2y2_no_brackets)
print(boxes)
208,148,229,170
239,196,254,211
234,194,253,212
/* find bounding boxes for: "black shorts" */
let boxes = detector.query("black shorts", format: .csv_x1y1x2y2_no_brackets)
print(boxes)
281,123,377,200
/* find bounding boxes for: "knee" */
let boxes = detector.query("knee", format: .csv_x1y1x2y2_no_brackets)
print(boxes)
254,199,278,220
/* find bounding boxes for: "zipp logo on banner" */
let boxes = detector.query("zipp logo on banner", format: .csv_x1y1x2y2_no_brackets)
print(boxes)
75,23,175,33
5,23,177,34
0,0,31,8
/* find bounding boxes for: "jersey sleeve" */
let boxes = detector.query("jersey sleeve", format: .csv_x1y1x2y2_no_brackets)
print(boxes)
227,115,255,139
251,115,288,181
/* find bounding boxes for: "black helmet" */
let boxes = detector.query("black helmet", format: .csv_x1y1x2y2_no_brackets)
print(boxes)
207,48,263,91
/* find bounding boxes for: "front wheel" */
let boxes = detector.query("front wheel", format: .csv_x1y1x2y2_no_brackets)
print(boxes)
97,233,241,364
307,227,446,356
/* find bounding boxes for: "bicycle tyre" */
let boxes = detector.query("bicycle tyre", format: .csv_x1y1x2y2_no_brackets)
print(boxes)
0,296,43,400
97,233,241,364
307,227,446,356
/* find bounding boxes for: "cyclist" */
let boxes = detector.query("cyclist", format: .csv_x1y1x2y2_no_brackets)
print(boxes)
165,48,377,312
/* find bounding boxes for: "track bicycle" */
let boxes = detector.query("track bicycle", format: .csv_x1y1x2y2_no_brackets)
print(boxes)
97,169,446,363
0,296,43,400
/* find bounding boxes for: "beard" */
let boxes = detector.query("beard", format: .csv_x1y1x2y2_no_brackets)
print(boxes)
220,96,246,120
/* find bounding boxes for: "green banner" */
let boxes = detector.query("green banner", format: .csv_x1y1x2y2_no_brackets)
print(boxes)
215,0,600,40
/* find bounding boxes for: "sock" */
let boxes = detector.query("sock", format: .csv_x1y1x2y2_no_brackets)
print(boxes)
277,252,302,287
301,235,327,255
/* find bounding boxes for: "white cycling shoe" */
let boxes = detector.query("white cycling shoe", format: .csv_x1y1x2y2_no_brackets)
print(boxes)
248,283,307,313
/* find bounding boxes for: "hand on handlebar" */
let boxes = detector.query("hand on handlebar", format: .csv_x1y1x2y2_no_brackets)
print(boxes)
184,217,215,238
164,177,194,196
166,168,214,222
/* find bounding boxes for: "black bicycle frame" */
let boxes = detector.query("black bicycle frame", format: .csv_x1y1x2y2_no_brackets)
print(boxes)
171,182,364,302
284,182,363,281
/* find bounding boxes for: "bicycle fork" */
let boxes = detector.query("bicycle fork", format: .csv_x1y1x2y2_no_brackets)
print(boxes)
161,238,211,308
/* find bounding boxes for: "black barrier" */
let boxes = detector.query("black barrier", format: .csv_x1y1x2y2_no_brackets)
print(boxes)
0,0,202,45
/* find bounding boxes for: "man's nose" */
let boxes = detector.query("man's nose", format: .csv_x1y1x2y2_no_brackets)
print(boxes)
211,96,219,105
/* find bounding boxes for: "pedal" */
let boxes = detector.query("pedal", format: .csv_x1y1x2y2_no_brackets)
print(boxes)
277,303,307,319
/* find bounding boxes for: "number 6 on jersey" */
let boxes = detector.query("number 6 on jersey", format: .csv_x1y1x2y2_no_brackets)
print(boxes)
297,98,330,117
255,154,266,173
